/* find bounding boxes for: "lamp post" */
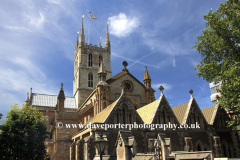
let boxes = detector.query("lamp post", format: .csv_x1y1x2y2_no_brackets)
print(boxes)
94,132,107,160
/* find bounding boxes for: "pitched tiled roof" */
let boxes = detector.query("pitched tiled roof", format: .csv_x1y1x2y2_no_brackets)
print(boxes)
172,102,189,124
201,105,216,125
89,100,118,123
31,93,76,109
136,100,160,124
106,71,128,84
106,70,148,89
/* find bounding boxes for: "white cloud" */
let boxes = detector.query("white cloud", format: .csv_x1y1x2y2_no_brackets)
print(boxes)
0,64,56,94
152,83,173,91
5,26,32,32
13,58,46,80
26,11,45,29
172,56,176,67
108,13,140,38
47,0,62,5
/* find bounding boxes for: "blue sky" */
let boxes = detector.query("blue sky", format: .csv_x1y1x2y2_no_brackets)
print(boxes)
0,0,226,118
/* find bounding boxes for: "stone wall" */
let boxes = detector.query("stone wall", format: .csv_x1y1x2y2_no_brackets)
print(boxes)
109,75,146,107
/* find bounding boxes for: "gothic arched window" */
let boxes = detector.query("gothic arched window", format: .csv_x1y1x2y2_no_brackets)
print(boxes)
88,73,93,87
88,54,92,67
163,110,166,124
99,55,102,67
197,144,202,151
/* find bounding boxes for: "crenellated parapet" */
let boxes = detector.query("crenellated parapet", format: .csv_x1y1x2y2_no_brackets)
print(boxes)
82,43,108,52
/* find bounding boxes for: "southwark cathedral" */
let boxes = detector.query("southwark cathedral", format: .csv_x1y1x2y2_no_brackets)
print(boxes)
24,18,240,160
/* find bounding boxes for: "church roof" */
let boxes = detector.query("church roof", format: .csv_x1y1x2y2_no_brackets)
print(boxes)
172,102,189,124
136,99,160,124
106,70,147,89
106,71,128,84
89,100,118,123
31,93,76,109
201,105,217,125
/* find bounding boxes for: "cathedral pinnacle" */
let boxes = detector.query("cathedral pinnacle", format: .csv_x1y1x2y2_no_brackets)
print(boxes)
58,83,65,100
98,61,107,82
143,65,151,88
25,93,30,102
79,17,85,43
143,65,151,81
25,93,30,106
105,23,111,52
98,61,106,74
105,25,110,43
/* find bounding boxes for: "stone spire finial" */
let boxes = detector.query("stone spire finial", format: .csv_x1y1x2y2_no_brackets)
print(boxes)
105,24,110,43
143,65,152,88
159,85,164,95
25,93,29,102
58,83,65,99
98,61,107,82
189,89,193,98
122,61,128,72
105,22,111,52
79,17,85,43
98,61,105,73
57,83,65,112
25,92,30,106
143,65,151,80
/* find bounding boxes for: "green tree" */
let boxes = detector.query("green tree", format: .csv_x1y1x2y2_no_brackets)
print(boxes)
0,113,2,119
192,0,240,129
0,104,51,160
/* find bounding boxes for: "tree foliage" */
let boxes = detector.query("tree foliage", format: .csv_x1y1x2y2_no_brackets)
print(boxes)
0,104,50,160
193,0,240,129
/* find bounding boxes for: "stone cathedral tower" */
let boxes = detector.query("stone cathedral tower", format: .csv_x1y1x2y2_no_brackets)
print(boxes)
73,18,112,107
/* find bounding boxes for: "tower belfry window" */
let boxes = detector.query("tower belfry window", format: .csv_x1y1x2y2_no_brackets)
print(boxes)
88,54,92,67
88,73,93,87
